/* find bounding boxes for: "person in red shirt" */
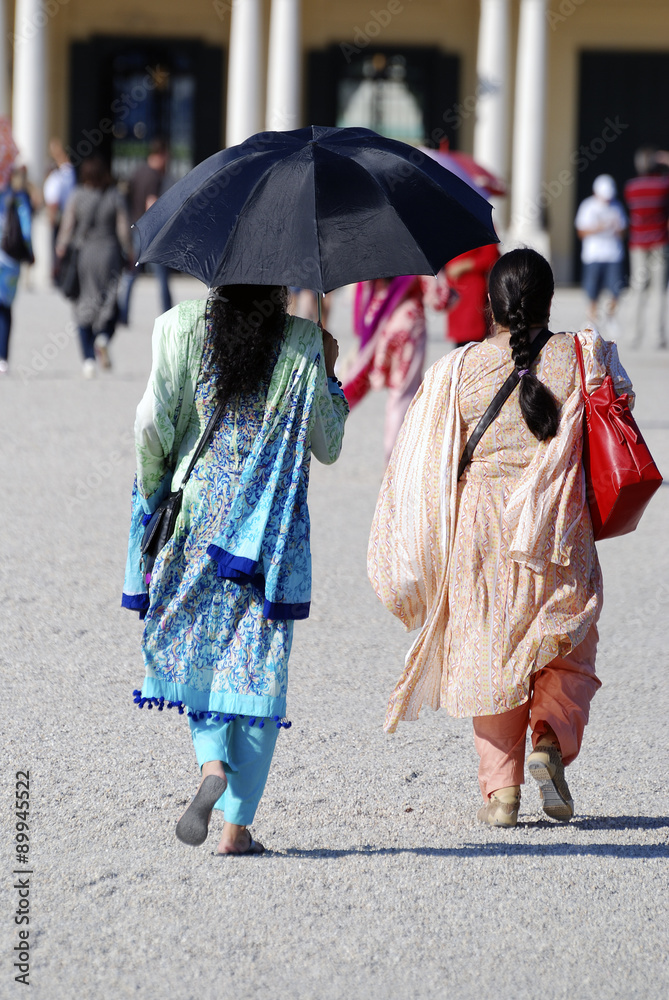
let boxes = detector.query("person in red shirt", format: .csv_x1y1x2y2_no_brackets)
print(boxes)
623,148,669,348
429,243,501,344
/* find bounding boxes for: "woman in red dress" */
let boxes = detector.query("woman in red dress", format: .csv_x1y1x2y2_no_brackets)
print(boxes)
432,243,500,344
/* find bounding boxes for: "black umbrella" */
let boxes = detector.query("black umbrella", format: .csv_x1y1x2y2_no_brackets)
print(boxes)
135,126,498,294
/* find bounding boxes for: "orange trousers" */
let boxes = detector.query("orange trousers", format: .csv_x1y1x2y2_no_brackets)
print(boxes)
472,625,601,799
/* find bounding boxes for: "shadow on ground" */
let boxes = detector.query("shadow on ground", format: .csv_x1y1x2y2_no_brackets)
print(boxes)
263,817,669,860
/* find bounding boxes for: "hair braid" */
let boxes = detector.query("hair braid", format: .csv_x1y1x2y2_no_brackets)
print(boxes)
507,303,531,372
488,249,559,441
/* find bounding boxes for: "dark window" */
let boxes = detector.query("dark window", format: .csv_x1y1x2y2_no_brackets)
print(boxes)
69,36,223,180
307,44,460,148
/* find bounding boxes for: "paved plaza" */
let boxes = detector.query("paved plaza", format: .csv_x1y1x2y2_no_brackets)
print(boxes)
1,276,668,999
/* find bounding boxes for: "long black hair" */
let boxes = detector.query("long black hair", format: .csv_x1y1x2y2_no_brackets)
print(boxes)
488,248,559,441
208,284,288,407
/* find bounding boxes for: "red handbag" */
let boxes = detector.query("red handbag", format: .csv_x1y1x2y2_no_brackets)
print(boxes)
574,336,663,540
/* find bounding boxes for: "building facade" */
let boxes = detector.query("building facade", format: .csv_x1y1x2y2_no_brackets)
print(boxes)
5,0,669,282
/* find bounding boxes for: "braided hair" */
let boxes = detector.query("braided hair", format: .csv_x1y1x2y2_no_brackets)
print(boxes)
488,249,559,441
207,284,288,407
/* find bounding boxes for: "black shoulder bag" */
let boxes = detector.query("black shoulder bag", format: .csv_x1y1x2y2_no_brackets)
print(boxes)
1,196,34,264
141,400,225,576
457,327,554,480
57,192,102,300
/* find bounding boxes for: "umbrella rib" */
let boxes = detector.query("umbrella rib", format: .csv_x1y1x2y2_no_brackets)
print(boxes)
321,146,436,277
214,150,317,288
312,159,324,293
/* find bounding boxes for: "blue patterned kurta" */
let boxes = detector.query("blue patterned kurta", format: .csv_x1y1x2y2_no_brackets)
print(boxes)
127,300,348,721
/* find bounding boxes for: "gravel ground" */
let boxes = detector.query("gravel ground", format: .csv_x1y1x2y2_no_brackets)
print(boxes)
1,277,667,999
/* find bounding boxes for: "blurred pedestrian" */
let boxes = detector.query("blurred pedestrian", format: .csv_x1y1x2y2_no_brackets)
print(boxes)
0,167,33,374
290,288,332,327
575,174,627,330
56,155,131,377
342,276,427,463
624,147,669,348
43,138,76,279
118,137,172,325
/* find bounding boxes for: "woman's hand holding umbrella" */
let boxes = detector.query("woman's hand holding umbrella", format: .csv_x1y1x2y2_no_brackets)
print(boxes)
322,329,339,377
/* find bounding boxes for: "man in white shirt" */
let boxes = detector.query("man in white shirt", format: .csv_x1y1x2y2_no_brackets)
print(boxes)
575,174,627,328
43,138,76,280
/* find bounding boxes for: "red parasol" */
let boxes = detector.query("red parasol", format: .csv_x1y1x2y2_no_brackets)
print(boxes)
419,143,507,197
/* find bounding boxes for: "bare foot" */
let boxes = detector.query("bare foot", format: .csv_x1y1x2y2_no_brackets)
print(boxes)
215,822,264,855
201,760,227,783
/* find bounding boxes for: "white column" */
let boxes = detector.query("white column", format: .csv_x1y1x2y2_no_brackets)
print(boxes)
509,0,550,255
226,0,263,147
11,0,48,186
12,0,51,290
0,0,9,117
473,0,509,183
266,0,301,131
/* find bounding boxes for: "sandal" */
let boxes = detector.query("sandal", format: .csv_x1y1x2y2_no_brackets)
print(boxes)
213,830,265,856
527,743,573,821
175,774,227,846
477,789,520,828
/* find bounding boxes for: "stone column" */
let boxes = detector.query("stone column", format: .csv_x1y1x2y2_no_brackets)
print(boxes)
226,0,263,147
12,0,50,289
509,0,550,255
0,0,9,117
266,0,301,131
473,0,510,182
11,0,48,186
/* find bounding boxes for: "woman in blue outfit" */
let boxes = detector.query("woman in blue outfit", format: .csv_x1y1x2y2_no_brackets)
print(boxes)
0,171,33,373
124,285,348,854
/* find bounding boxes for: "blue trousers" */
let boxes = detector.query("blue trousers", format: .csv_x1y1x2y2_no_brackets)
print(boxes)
118,230,172,324
188,714,280,826
78,315,116,361
0,304,11,360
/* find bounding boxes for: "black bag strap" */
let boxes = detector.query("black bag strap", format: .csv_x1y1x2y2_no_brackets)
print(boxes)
457,326,554,481
174,400,225,494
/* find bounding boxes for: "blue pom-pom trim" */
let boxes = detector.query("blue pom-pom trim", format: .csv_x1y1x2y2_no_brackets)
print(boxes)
131,691,291,728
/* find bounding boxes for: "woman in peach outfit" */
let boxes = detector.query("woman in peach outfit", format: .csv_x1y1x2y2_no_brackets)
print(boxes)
368,249,634,827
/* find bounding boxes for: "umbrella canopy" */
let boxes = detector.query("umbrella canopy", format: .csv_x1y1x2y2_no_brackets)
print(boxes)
419,147,507,197
0,117,18,188
136,126,498,294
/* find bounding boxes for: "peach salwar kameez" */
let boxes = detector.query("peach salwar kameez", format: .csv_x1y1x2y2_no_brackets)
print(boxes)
368,328,634,794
